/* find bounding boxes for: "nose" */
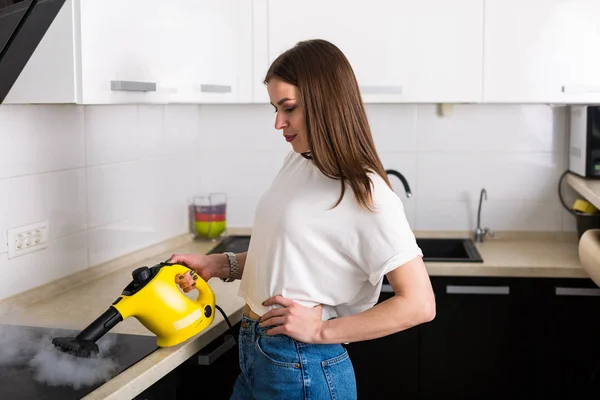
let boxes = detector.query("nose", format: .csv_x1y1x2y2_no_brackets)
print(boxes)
274,112,288,130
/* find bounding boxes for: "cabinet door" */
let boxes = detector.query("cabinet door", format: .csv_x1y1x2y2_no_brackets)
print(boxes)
545,278,600,398
345,285,419,399
484,0,600,103
177,324,241,400
168,0,253,104
419,277,531,400
79,0,175,104
262,0,483,103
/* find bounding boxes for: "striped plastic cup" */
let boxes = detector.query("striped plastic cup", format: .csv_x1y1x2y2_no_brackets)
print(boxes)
193,193,227,240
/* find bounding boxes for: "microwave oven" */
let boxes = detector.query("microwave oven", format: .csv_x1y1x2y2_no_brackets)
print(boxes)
569,105,600,178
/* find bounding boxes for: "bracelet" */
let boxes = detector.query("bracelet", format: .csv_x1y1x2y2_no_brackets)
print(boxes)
221,252,238,283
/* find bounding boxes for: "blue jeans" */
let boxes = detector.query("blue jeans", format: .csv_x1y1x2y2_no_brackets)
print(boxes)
230,315,357,400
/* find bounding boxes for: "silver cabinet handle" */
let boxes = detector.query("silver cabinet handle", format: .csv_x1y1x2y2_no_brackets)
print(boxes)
197,84,232,93
562,85,600,94
381,284,394,293
446,285,510,295
555,287,600,297
196,335,236,366
360,85,403,95
110,80,156,92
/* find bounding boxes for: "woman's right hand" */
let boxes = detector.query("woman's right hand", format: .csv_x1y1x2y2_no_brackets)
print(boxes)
169,253,225,293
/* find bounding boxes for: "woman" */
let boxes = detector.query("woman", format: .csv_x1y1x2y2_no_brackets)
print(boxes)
170,39,435,400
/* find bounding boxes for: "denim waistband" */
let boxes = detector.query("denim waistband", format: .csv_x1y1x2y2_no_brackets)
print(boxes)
240,313,270,339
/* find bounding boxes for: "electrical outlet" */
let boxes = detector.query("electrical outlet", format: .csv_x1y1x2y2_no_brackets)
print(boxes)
7,221,49,259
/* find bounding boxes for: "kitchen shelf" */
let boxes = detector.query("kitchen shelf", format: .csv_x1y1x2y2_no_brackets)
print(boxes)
566,173,600,211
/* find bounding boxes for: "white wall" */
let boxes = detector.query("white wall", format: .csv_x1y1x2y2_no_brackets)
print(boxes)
0,102,574,300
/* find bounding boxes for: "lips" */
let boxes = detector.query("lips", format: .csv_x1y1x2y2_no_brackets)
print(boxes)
284,134,297,142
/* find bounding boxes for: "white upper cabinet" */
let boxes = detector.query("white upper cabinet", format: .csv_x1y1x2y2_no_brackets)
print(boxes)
9,0,599,106
484,0,600,103
254,0,484,104
5,0,252,104
165,0,253,104
77,0,174,104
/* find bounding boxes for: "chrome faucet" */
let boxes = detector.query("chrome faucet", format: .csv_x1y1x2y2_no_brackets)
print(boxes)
385,169,412,198
474,188,492,242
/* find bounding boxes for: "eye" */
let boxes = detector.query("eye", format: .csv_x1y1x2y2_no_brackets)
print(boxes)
285,106,296,114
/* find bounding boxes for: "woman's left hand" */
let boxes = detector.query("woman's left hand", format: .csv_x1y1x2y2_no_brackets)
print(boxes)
259,295,325,344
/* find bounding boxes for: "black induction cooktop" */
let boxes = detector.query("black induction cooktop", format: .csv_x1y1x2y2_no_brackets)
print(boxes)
0,324,158,400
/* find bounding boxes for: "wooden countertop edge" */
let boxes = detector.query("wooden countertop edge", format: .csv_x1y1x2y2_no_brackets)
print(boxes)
426,265,588,278
566,172,600,211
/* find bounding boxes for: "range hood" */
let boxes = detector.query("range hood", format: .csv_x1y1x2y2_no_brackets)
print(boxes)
0,0,65,104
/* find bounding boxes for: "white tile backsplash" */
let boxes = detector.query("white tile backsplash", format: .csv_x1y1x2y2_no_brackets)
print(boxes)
199,149,288,198
137,105,165,159
416,200,473,231
226,197,260,228
85,105,139,166
87,219,155,267
0,105,85,178
0,101,575,301
366,104,418,152
0,232,88,300
164,105,203,154
483,200,564,232
198,104,287,152
417,152,563,201
416,104,568,153
0,169,87,253
87,161,140,228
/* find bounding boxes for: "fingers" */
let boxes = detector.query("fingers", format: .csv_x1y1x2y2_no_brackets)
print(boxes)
175,270,199,293
262,295,295,308
259,307,287,323
265,325,286,336
168,254,187,265
259,315,286,328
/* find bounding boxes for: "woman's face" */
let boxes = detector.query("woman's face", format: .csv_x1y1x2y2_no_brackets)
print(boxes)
266,78,309,153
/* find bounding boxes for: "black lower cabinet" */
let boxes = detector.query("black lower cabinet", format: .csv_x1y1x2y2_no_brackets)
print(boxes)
134,368,180,400
176,322,241,400
346,289,420,399
541,278,600,399
419,277,534,400
418,276,600,400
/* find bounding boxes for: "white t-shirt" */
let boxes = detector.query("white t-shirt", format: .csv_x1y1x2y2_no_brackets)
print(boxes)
238,151,423,320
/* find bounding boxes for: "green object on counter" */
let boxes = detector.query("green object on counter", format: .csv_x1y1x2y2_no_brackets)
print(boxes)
195,221,226,239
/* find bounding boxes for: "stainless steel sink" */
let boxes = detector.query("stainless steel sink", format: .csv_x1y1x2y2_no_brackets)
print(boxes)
416,238,483,263
208,235,483,263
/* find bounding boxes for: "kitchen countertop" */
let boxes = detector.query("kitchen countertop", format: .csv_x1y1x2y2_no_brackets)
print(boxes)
0,228,587,399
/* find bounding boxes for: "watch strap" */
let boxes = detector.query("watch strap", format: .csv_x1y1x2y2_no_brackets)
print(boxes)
222,252,238,282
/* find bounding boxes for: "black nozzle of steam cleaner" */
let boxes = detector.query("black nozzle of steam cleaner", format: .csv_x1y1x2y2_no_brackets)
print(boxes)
52,306,123,358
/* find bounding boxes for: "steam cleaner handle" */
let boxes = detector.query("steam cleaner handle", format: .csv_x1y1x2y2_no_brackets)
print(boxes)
170,263,216,307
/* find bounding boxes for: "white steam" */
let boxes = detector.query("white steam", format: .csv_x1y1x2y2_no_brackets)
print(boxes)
0,325,121,390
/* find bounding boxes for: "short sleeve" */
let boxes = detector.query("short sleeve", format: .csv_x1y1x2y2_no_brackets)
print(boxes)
345,174,423,286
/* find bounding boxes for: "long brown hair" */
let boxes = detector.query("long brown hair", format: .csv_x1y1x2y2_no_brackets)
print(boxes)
264,39,392,211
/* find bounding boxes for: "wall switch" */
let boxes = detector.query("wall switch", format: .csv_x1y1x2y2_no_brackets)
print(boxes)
7,221,50,259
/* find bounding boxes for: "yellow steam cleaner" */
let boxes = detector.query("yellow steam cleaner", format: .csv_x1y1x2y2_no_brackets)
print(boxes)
53,261,222,358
